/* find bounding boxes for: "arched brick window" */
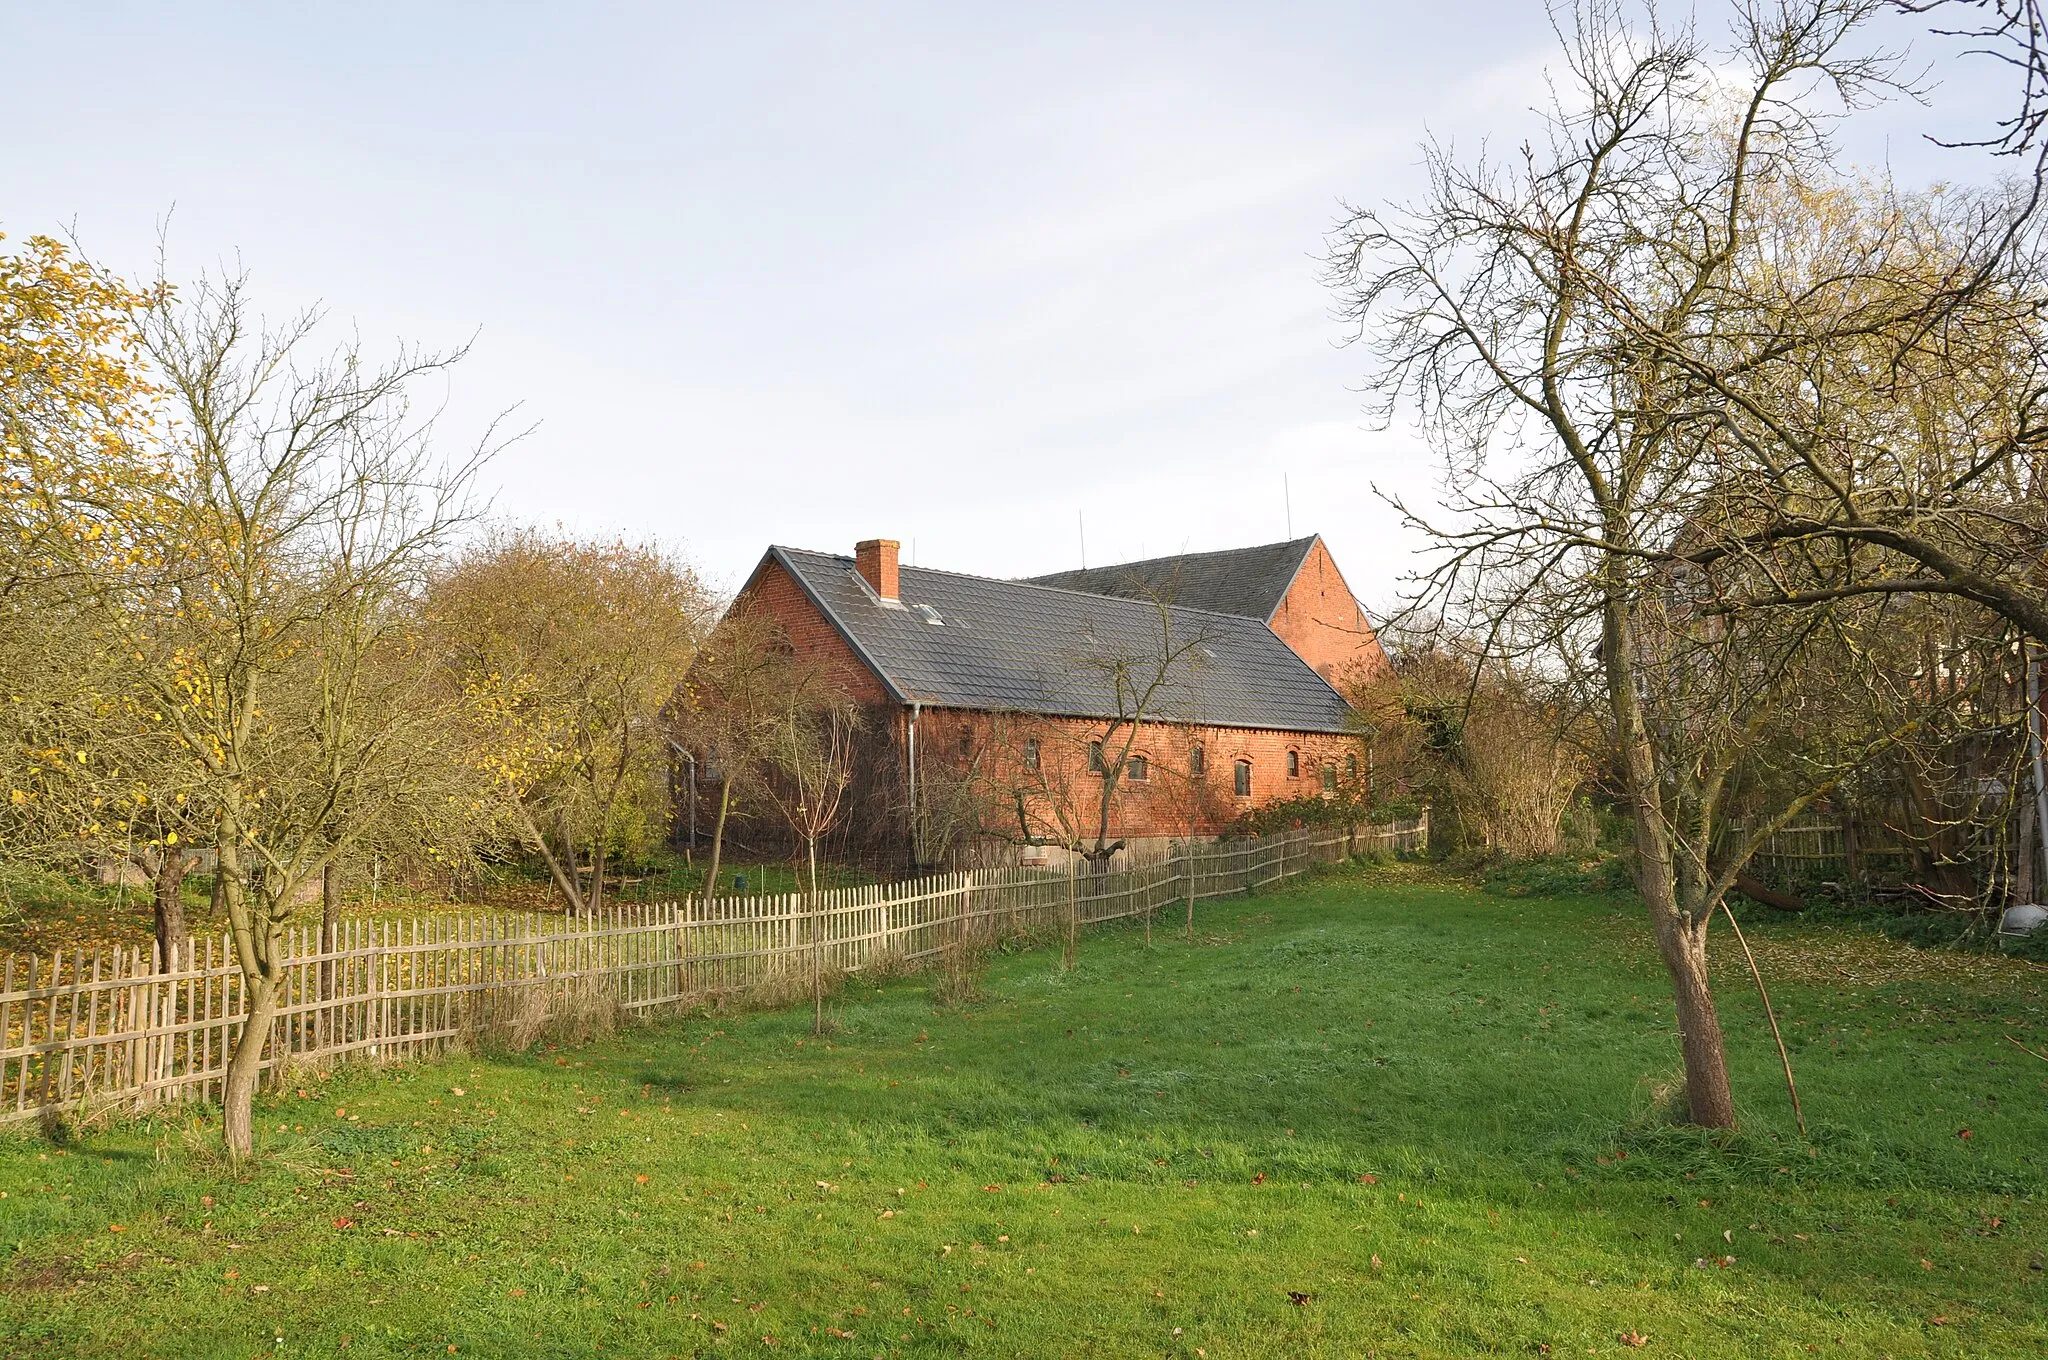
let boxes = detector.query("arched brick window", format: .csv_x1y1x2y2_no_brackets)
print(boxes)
1285,749,1300,778
1233,759,1252,798
1189,742,1206,777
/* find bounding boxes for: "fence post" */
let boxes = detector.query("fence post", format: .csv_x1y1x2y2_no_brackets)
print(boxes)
368,921,384,1056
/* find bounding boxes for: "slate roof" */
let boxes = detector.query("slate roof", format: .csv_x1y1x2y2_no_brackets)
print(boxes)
1020,537,1318,622
763,546,1354,734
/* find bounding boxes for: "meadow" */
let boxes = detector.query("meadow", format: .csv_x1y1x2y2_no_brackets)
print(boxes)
2,864,2043,1358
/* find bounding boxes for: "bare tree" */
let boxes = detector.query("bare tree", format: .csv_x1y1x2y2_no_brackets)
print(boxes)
97,268,504,1157
758,691,859,1035
1326,0,1925,1127
1351,632,1592,859
988,595,1212,965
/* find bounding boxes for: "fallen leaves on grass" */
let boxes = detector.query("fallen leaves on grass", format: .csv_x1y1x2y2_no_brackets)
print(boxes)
1620,1331,1647,1348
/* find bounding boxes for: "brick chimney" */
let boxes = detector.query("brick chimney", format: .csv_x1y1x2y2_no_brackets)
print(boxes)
855,538,900,601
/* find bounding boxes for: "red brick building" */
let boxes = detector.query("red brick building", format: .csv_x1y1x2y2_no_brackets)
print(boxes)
707,535,1390,867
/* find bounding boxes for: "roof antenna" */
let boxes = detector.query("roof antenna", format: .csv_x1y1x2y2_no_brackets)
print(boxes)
1078,509,1087,568
1284,473,1293,539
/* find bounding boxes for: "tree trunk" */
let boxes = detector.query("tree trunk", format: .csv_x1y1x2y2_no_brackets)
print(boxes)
152,851,189,972
516,801,588,913
1064,853,1078,969
1733,870,1804,913
808,835,824,1036
222,971,279,1159
1653,907,1737,1128
558,815,587,914
1603,590,1737,1128
704,781,733,903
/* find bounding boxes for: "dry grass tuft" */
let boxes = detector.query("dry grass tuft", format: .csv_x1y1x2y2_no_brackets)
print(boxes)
461,973,621,1053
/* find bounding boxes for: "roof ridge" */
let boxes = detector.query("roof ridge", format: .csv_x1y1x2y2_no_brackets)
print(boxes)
1020,535,1318,582
771,544,1278,626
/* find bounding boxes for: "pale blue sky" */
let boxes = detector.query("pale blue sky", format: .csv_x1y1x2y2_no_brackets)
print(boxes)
2,3,2011,604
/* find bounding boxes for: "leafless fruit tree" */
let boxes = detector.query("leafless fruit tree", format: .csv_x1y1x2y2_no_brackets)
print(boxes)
1325,0,1957,1127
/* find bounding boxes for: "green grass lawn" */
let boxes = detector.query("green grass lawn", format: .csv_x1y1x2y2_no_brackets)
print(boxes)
3,865,2044,1358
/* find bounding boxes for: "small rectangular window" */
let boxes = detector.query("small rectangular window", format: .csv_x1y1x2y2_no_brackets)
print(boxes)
1190,743,1206,777
1023,739,1040,771
1233,759,1252,798
1088,740,1104,773
1286,750,1300,778
1127,755,1149,782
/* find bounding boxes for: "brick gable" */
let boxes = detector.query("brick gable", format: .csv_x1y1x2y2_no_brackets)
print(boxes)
1266,537,1392,688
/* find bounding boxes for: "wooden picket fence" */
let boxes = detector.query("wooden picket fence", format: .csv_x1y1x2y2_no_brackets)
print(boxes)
0,817,1425,1125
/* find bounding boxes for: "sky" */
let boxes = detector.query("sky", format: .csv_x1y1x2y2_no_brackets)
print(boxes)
1,2,2017,608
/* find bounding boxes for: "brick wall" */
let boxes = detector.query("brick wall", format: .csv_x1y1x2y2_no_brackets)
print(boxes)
921,708,1366,842
1268,537,1393,689
731,557,894,704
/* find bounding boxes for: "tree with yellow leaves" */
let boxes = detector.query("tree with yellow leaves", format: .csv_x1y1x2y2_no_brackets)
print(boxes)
27,262,514,1158
431,529,711,914
0,230,194,947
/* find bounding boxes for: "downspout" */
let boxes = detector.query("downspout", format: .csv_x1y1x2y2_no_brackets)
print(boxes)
667,740,698,856
908,702,922,869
